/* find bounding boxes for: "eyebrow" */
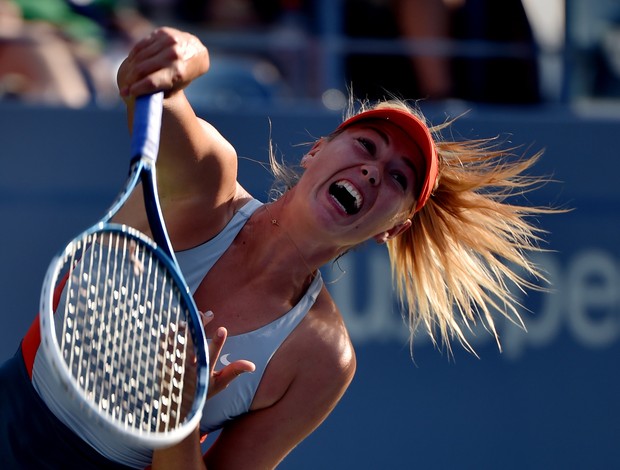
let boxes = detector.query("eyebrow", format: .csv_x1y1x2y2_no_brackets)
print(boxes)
366,125,390,146
402,156,420,188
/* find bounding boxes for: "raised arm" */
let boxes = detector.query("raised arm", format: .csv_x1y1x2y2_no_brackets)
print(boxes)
116,28,244,247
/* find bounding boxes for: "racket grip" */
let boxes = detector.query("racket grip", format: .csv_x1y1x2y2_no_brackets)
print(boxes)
131,92,164,164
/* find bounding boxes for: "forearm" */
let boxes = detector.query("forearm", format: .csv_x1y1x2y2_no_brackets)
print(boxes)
151,427,206,470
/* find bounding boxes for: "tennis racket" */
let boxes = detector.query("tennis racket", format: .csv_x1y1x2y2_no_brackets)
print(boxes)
35,92,208,456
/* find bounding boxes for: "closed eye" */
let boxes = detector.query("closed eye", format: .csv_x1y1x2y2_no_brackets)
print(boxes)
391,172,408,191
356,137,376,155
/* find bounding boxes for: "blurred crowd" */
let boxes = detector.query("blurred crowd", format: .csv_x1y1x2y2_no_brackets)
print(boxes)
0,0,153,107
0,0,615,109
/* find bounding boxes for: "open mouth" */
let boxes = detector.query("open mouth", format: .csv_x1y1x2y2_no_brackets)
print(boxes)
329,180,363,215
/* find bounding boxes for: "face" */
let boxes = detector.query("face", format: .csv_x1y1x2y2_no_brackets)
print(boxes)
295,120,424,246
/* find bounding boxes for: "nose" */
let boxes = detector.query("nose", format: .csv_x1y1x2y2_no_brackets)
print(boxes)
361,165,379,186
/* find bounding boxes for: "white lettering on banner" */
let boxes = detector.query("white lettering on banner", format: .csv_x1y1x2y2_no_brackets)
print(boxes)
324,249,411,344
567,250,619,347
500,251,565,359
323,247,620,360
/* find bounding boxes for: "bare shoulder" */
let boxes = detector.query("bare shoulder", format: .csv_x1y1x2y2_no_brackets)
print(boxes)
196,117,237,160
205,289,355,468
256,286,356,410
295,287,357,388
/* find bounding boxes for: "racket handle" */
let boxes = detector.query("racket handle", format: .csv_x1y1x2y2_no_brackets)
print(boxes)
131,92,164,164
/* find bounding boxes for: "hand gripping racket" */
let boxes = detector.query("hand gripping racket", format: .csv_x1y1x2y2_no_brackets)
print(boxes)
36,92,208,456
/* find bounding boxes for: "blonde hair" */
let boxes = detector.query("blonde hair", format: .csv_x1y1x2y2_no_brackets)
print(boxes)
270,98,556,355
372,101,554,355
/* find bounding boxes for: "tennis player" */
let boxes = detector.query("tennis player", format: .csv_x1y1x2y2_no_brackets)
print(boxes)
1,26,553,469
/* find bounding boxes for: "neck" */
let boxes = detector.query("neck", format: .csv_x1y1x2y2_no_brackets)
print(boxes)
263,201,317,283
253,193,349,283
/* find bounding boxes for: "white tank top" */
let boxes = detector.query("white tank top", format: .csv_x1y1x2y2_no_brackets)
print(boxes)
175,199,323,433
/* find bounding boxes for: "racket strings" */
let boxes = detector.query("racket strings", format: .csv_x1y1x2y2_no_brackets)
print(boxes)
54,231,198,434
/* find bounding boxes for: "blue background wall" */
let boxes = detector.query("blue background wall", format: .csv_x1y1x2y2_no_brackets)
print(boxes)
1,101,618,469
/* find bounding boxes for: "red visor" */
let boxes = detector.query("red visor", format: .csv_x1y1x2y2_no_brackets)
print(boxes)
337,109,438,212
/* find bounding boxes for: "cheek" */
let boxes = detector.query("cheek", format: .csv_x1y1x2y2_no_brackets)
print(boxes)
380,190,411,213
378,196,413,227
392,190,416,215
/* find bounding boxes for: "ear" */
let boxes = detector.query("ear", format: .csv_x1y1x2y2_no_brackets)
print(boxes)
373,219,412,244
301,138,324,168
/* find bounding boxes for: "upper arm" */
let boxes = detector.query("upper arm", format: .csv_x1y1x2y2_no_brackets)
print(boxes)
204,320,356,469
116,91,242,246
117,28,237,204
156,91,239,206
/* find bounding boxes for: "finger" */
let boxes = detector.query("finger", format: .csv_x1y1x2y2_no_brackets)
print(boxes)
199,310,214,328
125,34,151,61
208,327,227,375
124,64,174,97
208,360,256,398
129,27,174,61
122,38,179,96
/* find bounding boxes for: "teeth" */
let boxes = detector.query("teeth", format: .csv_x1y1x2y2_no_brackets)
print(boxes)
329,180,364,215
331,195,347,213
337,180,362,209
